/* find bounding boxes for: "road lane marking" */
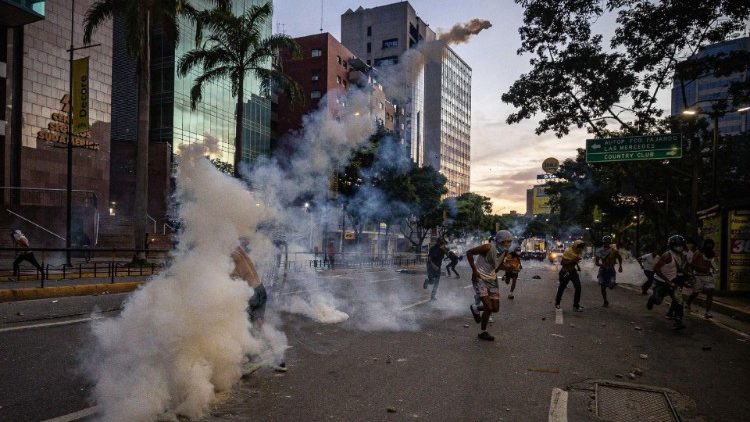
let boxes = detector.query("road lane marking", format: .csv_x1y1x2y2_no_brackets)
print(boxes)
41,406,98,422
399,299,431,311
463,284,473,289
555,308,563,325
548,388,568,422
0,316,101,333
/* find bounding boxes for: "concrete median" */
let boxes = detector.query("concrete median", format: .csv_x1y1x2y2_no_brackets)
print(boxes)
0,281,143,302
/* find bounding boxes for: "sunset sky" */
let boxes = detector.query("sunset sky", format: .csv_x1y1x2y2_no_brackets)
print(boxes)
274,0,668,214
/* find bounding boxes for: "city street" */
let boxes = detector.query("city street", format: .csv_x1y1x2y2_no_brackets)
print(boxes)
2,260,748,421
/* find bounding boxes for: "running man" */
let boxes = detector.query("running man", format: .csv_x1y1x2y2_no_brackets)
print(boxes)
638,248,661,295
445,249,461,278
467,230,514,341
555,240,585,311
595,236,622,307
424,238,448,300
686,239,716,319
503,246,522,299
648,235,688,330
11,229,44,281
231,243,286,373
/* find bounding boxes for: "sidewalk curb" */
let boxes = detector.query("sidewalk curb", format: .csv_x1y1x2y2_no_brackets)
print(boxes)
620,284,750,323
0,282,143,303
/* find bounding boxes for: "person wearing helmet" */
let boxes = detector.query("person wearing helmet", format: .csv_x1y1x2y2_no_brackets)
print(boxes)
595,235,623,307
555,240,586,311
424,238,448,300
466,230,515,341
649,235,688,330
503,246,523,299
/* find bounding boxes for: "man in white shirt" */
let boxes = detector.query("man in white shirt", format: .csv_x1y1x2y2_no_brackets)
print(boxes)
637,248,660,295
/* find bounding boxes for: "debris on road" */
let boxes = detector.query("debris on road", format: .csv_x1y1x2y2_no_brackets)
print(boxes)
397,358,407,362
628,373,636,380
702,345,712,351
386,355,392,364
634,368,643,376
527,367,560,374
464,324,469,328
551,334,564,338
51,300,58,303
532,275,541,279
16,312,23,316
615,374,624,379
639,354,648,359
387,407,397,413
634,326,642,331
569,324,575,328
601,323,607,327
541,317,546,321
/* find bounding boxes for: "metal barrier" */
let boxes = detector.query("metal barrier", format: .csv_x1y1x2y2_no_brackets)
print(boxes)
0,247,170,288
295,252,427,270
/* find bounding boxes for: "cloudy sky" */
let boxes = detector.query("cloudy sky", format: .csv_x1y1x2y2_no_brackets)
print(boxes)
273,0,608,214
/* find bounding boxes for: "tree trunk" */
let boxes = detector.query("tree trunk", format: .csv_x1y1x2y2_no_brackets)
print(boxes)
133,14,151,262
234,75,245,178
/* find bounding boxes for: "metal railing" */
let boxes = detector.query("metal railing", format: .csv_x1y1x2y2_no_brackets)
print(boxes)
0,247,170,288
291,252,427,270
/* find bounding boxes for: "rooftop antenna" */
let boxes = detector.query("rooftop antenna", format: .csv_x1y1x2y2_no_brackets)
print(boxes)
320,0,324,33
276,22,286,35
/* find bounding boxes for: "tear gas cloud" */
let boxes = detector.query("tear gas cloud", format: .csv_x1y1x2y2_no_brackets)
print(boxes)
438,19,493,44
86,16,492,421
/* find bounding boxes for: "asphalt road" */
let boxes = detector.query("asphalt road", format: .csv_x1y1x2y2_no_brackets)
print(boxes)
1,260,749,421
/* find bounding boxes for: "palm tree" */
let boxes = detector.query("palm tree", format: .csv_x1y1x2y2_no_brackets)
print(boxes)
83,0,227,260
177,2,302,177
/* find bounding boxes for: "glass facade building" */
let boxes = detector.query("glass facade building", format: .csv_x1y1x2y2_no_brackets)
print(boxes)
671,37,750,134
150,0,272,165
438,47,471,196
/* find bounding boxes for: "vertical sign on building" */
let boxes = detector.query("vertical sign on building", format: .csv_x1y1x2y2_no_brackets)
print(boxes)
72,57,90,134
728,210,750,292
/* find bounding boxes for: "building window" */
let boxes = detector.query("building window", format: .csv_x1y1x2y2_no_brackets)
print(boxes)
379,102,384,110
374,56,399,67
311,69,321,81
366,59,371,66
367,26,372,36
311,90,322,99
336,75,342,84
382,38,398,49
337,55,342,64
311,49,322,57
367,42,371,53
343,60,348,69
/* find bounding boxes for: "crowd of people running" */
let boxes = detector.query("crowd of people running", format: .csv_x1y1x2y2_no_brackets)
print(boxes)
425,230,718,341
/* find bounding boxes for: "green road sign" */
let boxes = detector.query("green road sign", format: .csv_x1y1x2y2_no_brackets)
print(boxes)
586,134,682,163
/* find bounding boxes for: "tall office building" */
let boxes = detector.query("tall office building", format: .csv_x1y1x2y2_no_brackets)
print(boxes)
671,36,750,134
341,2,435,167
1,0,112,245
341,1,471,197
424,45,471,196
111,0,272,219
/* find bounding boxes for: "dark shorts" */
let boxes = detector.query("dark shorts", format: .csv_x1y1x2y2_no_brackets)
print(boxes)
597,267,617,287
248,283,268,322
505,271,519,279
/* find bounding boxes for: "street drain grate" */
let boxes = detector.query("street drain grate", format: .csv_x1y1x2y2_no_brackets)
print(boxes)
595,383,680,422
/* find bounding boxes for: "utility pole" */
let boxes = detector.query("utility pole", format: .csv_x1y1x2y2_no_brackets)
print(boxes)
65,0,99,266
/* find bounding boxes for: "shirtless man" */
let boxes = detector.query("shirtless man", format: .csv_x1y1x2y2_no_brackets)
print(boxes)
595,236,623,307
231,244,286,373
467,230,514,341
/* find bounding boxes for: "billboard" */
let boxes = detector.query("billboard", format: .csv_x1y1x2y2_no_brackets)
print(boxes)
728,210,750,292
532,186,551,215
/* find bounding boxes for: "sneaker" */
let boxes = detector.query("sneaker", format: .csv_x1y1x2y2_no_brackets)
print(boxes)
272,362,287,373
489,316,495,323
504,276,510,285
646,296,654,310
603,301,609,308
478,331,495,341
574,306,584,312
241,361,262,377
508,293,514,300
469,305,481,323
455,274,460,279
554,304,561,310
704,313,713,319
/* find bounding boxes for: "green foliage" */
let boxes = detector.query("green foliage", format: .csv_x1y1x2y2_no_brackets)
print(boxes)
176,2,302,176
444,193,493,237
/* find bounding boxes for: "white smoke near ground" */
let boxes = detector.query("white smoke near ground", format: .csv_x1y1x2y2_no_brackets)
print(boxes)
85,143,278,421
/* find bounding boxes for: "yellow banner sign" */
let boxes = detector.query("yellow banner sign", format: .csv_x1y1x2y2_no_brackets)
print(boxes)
72,57,89,134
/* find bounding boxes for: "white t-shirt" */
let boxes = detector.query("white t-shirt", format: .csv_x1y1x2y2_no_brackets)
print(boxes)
474,243,505,283
639,253,658,271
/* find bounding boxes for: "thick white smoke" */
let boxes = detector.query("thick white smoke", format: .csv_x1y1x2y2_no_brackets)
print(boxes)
85,143,279,421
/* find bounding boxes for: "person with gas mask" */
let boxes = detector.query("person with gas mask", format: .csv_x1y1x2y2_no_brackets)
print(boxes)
649,235,688,330
466,230,515,341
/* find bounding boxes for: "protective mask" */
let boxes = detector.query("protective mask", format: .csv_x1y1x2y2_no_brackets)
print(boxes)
673,246,684,253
